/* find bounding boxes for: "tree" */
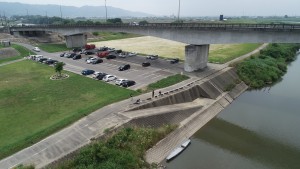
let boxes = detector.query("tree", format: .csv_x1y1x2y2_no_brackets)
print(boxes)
107,18,122,24
138,20,148,25
55,62,64,77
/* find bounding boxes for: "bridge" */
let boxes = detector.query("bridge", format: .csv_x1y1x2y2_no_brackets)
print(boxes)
9,23,300,72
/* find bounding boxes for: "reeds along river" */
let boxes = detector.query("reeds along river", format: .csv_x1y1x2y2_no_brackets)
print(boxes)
165,53,300,169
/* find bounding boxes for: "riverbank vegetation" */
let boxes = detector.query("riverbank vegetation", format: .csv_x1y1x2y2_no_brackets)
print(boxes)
52,125,176,169
236,43,300,88
0,60,137,159
38,43,70,53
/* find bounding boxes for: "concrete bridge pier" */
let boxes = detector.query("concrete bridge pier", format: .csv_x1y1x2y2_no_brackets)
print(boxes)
184,44,209,72
64,33,87,48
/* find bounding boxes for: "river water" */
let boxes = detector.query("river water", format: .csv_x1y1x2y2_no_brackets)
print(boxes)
166,53,300,169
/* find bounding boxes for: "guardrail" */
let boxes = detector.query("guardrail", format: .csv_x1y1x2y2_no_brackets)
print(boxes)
9,23,300,32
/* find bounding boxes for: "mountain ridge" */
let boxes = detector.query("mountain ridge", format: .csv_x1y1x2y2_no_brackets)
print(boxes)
0,2,153,18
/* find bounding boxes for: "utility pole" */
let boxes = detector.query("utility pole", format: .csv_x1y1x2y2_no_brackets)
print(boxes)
45,11,48,25
105,0,107,22
177,0,181,22
60,5,63,22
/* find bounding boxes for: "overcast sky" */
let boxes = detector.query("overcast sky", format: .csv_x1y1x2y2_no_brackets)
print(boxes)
1,0,300,16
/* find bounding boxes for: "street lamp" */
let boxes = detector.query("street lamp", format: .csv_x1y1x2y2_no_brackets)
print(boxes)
177,0,181,22
105,0,107,22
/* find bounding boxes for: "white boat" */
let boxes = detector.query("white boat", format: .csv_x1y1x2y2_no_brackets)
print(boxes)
166,139,191,161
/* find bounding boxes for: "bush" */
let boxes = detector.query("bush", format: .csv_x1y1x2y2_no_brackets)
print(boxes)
236,43,300,88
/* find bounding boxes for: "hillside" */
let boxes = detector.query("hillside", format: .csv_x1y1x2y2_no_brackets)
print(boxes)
0,2,153,18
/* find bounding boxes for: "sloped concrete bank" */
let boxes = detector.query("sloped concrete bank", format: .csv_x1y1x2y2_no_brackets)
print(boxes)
119,67,248,164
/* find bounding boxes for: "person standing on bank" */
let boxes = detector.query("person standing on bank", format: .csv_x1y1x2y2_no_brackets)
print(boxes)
152,90,155,98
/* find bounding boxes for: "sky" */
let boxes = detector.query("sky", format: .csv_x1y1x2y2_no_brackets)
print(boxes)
1,0,300,16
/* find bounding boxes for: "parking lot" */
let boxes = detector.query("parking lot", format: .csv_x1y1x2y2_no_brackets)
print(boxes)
35,49,184,90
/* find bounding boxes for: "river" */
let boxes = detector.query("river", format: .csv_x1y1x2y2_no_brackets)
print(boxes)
165,53,300,169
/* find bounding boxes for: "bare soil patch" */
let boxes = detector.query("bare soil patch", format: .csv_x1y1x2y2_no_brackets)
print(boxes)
0,47,20,59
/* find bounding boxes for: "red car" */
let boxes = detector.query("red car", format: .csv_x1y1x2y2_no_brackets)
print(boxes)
97,51,110,58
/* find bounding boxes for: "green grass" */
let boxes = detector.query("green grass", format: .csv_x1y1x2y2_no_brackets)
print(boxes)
0,44,34,64
38,43,70,53
139,74,189,93
56,125,176,169
89,32,142,42
0,60,138,159
209,43,262,64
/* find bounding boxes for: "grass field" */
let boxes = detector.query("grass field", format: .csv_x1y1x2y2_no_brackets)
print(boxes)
0,60,138,159
92,36,261,63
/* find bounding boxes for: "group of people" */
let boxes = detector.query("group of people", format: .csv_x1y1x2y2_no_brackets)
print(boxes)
131,90,163,104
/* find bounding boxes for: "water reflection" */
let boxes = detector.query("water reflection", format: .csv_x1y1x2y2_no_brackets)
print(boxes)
166,54,300,169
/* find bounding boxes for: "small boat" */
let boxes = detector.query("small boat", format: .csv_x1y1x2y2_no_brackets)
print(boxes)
166,139,191,161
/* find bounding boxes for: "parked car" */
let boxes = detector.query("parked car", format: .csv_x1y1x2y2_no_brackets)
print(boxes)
81,69,95,75
72,48,82,52
128,52,137,57
63,53,71,58
115,49,122,53
68,53,76,58
118,53,127,58
91,58,103,64
115,79,128,85
170,58,179,64
60,53,65,57
103,75,117,82
97,51,110,58
44,59,58,65
146,55,158,60
94,73,108,80
118,64,130,71
99,46,108,51
86,57,97,64
85,51,95,55
38,58,48,63
142,62,151,67
73,54,82,60
106,54,117,59
122,80,136,87
32,47,40,52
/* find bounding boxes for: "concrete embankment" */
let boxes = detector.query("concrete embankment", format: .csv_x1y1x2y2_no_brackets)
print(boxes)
118,67,248,164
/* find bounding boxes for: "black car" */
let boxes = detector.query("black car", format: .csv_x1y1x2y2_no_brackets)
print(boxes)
106,54,116,59
122,80,136,87
170,58,179,64
44,59,58,65
38,58,48,63
60,53,65,57
95,73,108,80
115,49,122,53
92,58,103,64
73,54,82,60
67,53,76,58
118,64,130,71
81,69,95,75
85,51,95,55
72,48,82,52
142,62,151,67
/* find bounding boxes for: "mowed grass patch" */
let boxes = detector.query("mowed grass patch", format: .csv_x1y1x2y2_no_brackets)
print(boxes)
0,60,137,159
139,74,189,93
38,43,70,53
92,36,261,63
209,43,262,63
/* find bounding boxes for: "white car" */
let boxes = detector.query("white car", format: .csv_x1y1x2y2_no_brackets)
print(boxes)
32,47,41,52
128,52,137,57
86,57,97,64
103,75,117,82
115,79,128,85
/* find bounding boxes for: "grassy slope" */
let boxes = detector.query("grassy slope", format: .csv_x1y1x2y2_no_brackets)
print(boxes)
38,44,70,53
208,43,262,63
0,60,137,159
0,44,33,64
